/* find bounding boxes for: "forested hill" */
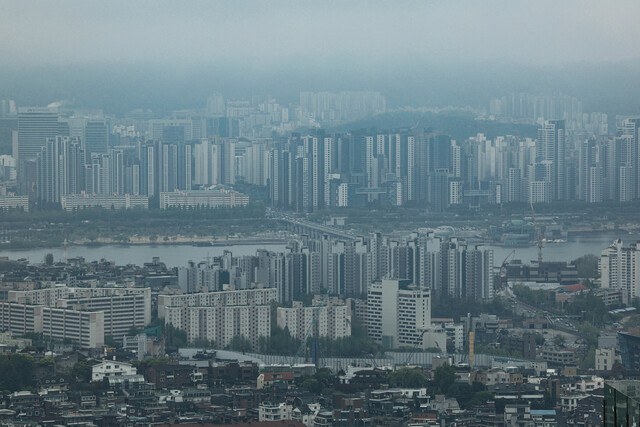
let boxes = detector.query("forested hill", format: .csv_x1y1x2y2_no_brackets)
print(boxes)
331,110,539,140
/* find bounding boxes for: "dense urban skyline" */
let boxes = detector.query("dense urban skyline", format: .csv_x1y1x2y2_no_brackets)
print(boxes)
0,89,636,214
0,2,638,426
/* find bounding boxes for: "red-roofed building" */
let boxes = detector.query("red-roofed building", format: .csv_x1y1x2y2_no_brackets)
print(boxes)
554,283,588,307
564,284,588,292
256,372,295,389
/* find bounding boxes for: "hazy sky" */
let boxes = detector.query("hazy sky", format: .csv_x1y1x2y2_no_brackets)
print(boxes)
1,0,639,115
2,0,639,67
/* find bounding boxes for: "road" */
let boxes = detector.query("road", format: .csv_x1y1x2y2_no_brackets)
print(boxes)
501,286,579,336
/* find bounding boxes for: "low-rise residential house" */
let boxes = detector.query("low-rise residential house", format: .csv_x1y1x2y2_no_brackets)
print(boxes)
595,348,615,371
540,347,577,365
292,402,321,427
92,360,137,382
145,364,198,389
531,409,558,426
561,394,588,413
257,371,295,389
210,361,257,384
258,402,293,421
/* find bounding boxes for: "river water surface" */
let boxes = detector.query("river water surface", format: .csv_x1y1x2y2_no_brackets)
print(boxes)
0,243,288,268
1,230,638,268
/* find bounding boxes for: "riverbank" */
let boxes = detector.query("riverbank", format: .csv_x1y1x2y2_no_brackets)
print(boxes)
566,224,640,233
0,235,292,251
0,242,290,267
77,236,290,246
2,229,638,268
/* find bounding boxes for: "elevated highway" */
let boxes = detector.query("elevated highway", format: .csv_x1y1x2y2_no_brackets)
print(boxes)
271,213,357,241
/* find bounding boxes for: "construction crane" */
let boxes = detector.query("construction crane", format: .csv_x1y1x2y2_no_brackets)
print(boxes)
497,249,516,291
530,200,543,265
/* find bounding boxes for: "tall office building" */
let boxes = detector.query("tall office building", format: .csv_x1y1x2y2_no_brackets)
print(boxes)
17,107,60,163
84,120,109,155
18,108,60,196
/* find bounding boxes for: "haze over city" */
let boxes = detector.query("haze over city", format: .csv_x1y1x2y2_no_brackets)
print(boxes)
0,1,639,426
1,0,639,115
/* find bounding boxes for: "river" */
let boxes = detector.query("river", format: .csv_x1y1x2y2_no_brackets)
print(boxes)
0,243,289,268
0,230,638,268
483,230,640,265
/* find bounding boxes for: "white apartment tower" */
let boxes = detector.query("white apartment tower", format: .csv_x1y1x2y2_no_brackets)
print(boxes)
599,239,640,304
537,120,566,200
276,298,351,342
366,279,432,349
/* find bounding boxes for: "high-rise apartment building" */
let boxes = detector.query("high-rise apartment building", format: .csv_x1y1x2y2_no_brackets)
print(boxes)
276,298,351,341
159,288,276,350
57,287,151,339
599,239,640,304
620,118,640,199
537,120,566,200
366,279,435,349
0,301,104,348
0,286,150,348
299,91,386,123
36,136,85,203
